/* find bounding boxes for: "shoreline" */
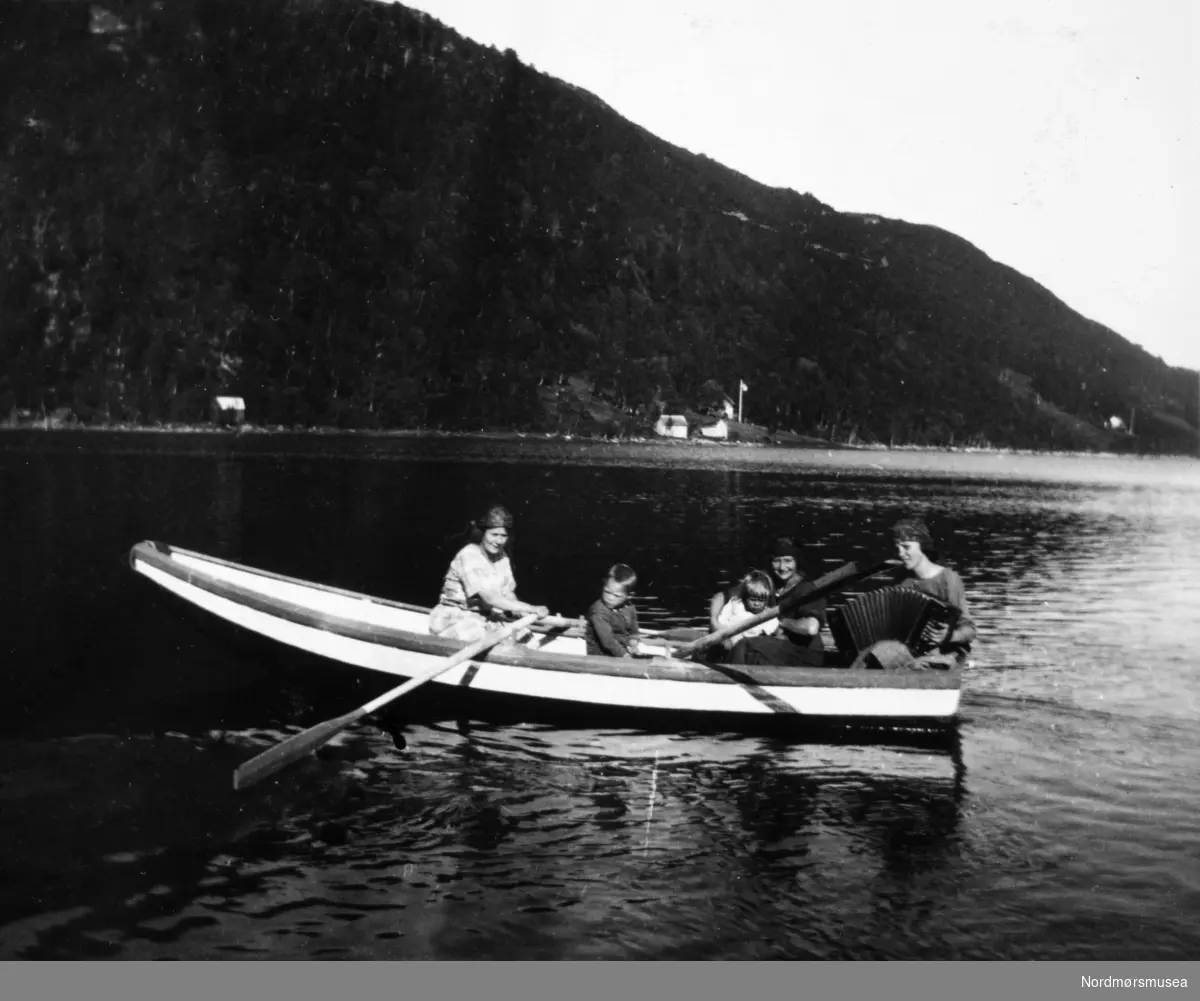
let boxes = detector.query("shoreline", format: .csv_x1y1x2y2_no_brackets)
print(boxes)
0,420,1191,461
0,419,847,450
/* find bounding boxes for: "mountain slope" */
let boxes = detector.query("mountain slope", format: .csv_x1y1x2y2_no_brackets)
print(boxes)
1,0,1195,452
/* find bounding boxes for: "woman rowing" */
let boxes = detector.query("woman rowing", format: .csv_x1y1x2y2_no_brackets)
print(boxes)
429,504,549,642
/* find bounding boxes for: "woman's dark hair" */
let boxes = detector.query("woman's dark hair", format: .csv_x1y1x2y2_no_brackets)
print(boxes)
771,537,802,560
892,516,940,562
466,504,515,547
769,536,810,577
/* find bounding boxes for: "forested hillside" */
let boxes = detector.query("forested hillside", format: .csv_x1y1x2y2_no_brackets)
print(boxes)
2,0,1196,451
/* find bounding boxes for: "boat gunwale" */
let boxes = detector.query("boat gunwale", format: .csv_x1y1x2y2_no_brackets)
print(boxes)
128,541,963,692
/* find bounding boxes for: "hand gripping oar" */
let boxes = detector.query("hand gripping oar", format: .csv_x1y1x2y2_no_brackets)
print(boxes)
671,559,897,660
232,611,544,790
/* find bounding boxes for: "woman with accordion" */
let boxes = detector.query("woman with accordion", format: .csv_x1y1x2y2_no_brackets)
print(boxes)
838,516,977,671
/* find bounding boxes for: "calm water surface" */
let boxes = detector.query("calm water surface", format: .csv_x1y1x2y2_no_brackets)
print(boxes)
1,433,1198,960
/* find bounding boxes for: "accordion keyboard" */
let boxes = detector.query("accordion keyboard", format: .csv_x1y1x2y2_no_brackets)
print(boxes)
827,586,959,658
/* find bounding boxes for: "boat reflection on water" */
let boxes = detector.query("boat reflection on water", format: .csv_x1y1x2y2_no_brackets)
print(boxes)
377,689,967,869
438,717,968,856
331,716,970,959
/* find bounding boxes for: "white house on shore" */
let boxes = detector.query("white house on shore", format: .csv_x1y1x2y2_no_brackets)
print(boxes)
211,396,246,425
654,414,689,439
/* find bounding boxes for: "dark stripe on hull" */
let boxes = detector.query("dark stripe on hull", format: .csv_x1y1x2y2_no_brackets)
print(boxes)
701,664,800,714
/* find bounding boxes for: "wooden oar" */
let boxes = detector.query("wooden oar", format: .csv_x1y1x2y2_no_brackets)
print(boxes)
232,611,544,791
530,614,584,632
643,625,709,644
671,559,897,660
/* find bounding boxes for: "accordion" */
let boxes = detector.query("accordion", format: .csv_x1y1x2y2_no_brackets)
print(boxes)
827,586,960,658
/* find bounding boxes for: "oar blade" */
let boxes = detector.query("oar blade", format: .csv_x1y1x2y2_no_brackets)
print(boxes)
232,707,365,791
231,610,546,791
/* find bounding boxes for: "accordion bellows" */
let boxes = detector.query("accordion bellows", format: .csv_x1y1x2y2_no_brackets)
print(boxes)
827,586,959,657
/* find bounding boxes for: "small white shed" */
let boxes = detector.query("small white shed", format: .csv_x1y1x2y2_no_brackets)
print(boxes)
211,396,246,425
654,414,689,439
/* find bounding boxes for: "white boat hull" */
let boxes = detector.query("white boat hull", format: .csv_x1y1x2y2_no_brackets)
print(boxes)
129,542,963,722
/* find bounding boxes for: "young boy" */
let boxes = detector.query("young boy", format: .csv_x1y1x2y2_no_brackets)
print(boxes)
585,564,641,658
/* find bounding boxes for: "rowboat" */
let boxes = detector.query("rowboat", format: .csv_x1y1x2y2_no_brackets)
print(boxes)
127,541,963,727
